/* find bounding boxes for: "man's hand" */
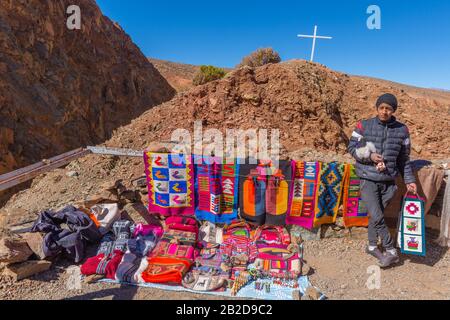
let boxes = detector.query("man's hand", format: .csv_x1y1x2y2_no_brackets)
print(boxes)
407,183,418,194
370,153,384,164
376,162,386,172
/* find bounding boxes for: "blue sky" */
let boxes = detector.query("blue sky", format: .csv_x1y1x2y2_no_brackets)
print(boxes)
96,0,450,90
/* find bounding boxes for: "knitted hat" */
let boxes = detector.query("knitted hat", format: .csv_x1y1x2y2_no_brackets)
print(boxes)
376,93,398,112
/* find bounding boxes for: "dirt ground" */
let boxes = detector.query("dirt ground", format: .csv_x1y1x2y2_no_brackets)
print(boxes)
1,233,448,300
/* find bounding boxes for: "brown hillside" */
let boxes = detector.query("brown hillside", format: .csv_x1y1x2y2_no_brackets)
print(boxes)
0,0,176,177
104,59,450,160
148,58,200,92
148,58,233,93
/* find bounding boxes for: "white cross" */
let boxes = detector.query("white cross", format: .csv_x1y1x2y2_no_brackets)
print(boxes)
297,25,333,62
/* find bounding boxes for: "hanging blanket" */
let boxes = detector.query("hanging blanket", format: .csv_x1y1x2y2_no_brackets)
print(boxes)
144,152,195,217
193,156,240,224
342,164,369,228
286,161,320,230
239,159,291,226
399,193,426,256
313,162,345,228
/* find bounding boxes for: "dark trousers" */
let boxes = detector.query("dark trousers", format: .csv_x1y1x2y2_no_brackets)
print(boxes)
360,179,398,249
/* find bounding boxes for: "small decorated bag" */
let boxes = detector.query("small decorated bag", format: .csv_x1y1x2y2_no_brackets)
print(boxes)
182,267,228,292
253,225,291,246
398,193,426,257
253,244,302,277
151,241,196,261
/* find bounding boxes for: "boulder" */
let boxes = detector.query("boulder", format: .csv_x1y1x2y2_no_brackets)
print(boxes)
123,203,159,225
21,233,46,260
0,236,33,264
3,260,52,281
305,286,322,300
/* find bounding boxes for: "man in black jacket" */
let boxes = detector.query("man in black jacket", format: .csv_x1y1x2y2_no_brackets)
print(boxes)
348,93,417,268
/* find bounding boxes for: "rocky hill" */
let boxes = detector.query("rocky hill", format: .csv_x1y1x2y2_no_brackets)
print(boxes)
0,0,176,177
148,58,200,93
148,58,232,93
104,60,450,160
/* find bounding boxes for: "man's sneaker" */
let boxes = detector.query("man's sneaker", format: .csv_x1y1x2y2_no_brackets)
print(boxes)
365,246,384,260
379,251,400,268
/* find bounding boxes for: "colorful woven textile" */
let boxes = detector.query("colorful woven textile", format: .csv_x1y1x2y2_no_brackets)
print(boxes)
342,164,369,228
399,194,426,256
286,161,320,230
239,159,291,226
193,156,239,224
144,152,195,217
313,162,345,227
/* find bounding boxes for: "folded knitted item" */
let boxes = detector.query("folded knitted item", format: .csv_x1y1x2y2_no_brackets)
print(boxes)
131,223,164,239
160,229,197,246
115,252,143,283
112,220,132,252
96,233,115,256
80,250,124,279
95,220,132,256
115,232,158,282
165,216,198,233
128,234,157,257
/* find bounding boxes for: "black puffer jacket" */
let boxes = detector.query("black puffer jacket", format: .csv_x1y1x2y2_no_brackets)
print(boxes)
347,116,416,184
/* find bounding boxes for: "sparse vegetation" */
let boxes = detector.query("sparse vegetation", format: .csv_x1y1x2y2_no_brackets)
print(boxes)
193,65,226,85
238,47,281,68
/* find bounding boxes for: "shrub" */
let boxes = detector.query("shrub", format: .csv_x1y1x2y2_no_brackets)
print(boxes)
193,65,226,85
238,48,281,68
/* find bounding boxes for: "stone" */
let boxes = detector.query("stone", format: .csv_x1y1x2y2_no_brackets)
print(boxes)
0,208,29,229
82,189,119,208
123,203,158,225
321,224,346,239
0,237,33,264
412,145,422,154
119,190,138,204
21,233,46,260
66,171,79,177
291,225,321,241
3,260,52,281
305,286,322,300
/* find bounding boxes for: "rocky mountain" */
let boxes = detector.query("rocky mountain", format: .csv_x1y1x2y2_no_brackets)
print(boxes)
148,58,200,93
103,60,450,161
148,58,232,93
0,0,176,177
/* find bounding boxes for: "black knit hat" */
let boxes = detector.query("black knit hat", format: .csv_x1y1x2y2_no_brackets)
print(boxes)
376,93,398,112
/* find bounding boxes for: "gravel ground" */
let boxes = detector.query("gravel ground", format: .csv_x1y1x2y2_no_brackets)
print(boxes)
1,233,448,300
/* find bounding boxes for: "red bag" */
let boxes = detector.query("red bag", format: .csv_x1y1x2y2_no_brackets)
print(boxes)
142,256,192,284
253,225,290,245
